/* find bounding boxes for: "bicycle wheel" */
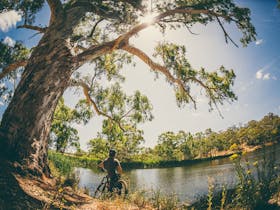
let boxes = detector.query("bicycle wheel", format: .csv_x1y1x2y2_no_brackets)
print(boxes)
115,180,128,197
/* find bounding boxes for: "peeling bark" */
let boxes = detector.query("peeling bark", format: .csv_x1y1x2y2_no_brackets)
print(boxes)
0,29,76,177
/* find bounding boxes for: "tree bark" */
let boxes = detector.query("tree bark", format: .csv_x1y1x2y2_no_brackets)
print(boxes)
0,30,76,177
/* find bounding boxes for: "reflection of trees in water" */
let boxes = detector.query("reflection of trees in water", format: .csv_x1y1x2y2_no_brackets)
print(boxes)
157,167,177,189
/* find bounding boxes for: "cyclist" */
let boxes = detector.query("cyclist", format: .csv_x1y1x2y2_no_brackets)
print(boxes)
98,149,123,193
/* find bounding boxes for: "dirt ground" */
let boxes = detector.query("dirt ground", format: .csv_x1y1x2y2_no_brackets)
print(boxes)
15,174,149,210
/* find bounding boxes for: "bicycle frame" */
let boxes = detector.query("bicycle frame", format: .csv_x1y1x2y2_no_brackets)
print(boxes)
94,175,128,198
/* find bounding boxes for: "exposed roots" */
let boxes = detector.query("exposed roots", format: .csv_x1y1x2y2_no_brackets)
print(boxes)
0,160,146,209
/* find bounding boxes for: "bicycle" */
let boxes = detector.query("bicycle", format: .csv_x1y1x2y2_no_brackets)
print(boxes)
93,175,128,198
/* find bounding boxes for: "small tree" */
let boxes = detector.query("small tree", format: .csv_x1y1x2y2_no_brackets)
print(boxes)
50,98,92,153
87,85,153,161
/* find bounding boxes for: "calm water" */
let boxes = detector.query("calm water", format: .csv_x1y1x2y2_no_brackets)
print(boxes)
75,144,280,203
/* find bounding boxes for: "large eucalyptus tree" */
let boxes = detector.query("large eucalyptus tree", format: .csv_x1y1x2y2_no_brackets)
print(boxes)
0,0,256,205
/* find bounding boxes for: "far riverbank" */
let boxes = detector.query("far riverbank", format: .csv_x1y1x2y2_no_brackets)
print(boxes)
49,142,276,173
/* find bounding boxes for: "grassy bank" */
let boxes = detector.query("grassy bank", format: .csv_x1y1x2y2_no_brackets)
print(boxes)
128,150,280,210
49,142,278,175
190,151,280,210
48,151,99,174
48,145,280,210
122,154,234,169
48,150,235,174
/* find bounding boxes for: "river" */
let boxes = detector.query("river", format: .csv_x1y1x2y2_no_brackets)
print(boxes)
74,144,280,203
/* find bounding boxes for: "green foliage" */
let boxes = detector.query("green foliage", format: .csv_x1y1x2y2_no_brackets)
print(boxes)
48,151,75,175
140,113,280,163
93,52,133,82
0,41,29,65
90,122,146,161
82,113,280,164
85,82,153,161
67,0,257,112
192,149,280,210
207,178,214,210
73,99,94,124
155,131,187,161
237,113,280,146
50,98,93,153
232,152,279,209
153,0,255,45
154,42,237,108
88,137,109,160
48,151,99,175
66,0,143,33
0,41,30,103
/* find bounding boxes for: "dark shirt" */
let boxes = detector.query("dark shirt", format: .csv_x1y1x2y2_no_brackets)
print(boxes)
103,157,121,178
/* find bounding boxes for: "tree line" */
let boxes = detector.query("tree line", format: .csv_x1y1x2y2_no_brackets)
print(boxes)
141,112,280,162
50,102,280,162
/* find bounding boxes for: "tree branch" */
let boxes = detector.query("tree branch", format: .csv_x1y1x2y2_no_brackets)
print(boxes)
185,24,199,35
67,1,121,21
88,18,104,38
76,7,236,64
75,40,126,64
17,24,47,33
120,108,135,120
122,44,196,107
71,80,125,131
187,76,217,91
0,60,27,80
114,8,231,44
47,0,63,25
215,16,239,47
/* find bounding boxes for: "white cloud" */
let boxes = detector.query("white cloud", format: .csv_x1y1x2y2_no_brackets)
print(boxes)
3,36,15,47
263,73,270,80
0,10,22,32
256,69,263,79
256,57,280,80
255,69,275,80
0,101,4,106
255,39,263,45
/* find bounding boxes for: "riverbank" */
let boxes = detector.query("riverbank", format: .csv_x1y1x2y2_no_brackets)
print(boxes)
45,142,280,209
48,150,233,172
14,173,153,210
49,142,276,172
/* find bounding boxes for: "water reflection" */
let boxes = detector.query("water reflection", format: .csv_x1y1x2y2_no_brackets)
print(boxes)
75,144,280,202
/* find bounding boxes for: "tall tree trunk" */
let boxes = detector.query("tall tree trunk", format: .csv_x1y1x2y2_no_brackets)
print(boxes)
0,31,76,177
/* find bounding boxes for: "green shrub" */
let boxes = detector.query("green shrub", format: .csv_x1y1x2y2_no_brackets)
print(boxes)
232,150,279,209
192,147,280,210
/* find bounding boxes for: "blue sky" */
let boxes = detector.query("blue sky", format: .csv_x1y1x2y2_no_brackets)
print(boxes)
0,0,280,149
